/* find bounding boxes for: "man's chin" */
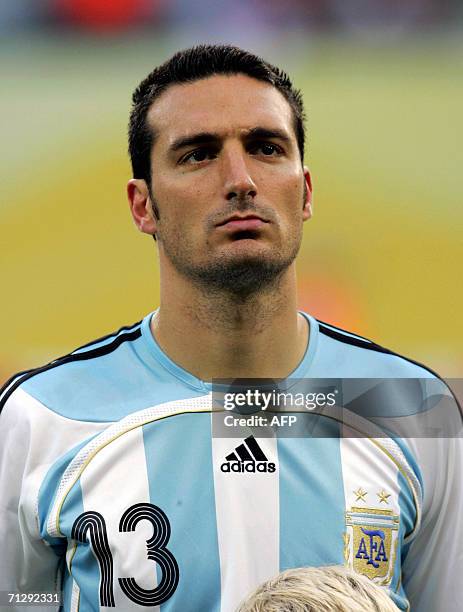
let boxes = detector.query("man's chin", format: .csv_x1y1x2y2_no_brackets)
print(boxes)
185,253,293,296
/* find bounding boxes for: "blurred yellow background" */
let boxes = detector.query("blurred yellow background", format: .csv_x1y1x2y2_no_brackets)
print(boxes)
1,23,462,382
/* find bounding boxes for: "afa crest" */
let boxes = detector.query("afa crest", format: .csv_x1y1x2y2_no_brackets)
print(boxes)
344,507,399,584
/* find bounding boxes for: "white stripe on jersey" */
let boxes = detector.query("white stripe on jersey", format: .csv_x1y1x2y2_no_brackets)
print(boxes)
340,434,402,514
370,437,422,541
340,433,402,593
69,575,80,612
79,426,156,611
212,435,280,612
339,425,423,604
322,405,423,540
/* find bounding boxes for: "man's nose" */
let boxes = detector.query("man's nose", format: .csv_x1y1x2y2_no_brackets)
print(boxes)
221,147,257,201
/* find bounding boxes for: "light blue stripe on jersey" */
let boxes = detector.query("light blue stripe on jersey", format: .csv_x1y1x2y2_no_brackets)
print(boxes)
278,418,345,570
38,440,90,611
391,470,418,611
374,436,420,612
60,481,102,612
38,438,95,546
61,564,74,612
59,480,101,612
38,438,102,612
142,412,221,611
57,476,100,612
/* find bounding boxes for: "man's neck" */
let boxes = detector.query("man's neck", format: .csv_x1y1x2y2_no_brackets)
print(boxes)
151,266,309,381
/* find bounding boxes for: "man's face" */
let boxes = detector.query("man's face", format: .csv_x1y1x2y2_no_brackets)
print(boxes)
131,73,312,295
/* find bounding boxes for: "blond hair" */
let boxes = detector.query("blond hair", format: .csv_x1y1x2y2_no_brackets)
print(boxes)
236,566,400,612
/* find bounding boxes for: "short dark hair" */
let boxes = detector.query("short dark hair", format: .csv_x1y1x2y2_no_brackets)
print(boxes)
128,44,306,185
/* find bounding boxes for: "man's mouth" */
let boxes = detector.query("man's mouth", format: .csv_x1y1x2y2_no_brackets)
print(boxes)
216,214,268,231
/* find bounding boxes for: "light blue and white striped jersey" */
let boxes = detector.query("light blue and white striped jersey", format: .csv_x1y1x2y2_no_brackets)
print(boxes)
1,312,461,612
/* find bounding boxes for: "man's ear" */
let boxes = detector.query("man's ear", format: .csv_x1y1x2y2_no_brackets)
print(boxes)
127,179,158,235
303,166,313,221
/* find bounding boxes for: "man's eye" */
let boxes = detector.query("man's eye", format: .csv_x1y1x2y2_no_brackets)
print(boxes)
251,143,282,156
181,149,216,164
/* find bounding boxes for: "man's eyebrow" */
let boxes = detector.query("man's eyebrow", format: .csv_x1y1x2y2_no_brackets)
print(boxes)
245,127,292,144
169,132,220,152
168,127,292,153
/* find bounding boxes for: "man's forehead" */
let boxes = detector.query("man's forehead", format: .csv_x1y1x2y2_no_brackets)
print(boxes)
147,74,294,144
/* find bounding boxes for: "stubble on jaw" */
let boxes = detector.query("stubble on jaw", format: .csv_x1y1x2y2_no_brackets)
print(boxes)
153,186,307,302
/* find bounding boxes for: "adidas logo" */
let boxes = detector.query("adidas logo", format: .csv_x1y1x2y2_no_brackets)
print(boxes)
220,436,276,473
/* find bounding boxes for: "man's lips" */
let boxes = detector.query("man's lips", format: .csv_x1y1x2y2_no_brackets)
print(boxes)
216,215,268,231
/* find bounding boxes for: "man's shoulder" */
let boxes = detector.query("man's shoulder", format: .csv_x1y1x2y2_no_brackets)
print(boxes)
315,317,440,379
0,319,146,422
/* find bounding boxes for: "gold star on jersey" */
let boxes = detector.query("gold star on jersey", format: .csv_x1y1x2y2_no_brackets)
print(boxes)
354,487,368,502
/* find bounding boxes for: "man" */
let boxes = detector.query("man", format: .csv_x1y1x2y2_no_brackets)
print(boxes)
0,45,461,612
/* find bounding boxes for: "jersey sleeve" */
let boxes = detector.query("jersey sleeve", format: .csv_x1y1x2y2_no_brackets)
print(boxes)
402,396,463,611
0,387,106,611
0,389,62,611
